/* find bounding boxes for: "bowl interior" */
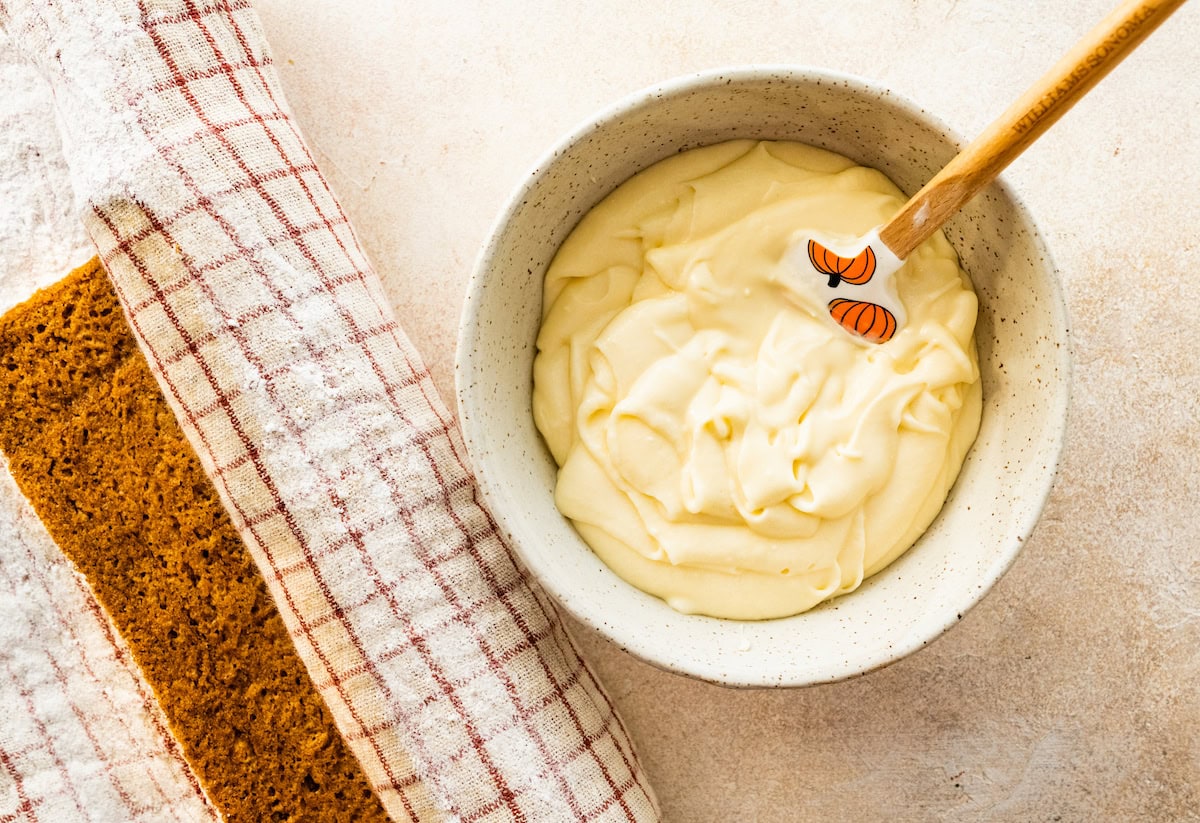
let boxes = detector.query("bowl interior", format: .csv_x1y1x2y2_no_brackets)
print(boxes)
457,68,1069,687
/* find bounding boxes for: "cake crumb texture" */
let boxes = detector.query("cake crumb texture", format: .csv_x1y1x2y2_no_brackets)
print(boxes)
0,258,391,823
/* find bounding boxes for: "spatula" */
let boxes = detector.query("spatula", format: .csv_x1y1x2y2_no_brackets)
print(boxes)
797,0,1188,343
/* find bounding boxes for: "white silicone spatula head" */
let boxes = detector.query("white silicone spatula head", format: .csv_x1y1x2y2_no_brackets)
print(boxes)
797,0,1188,344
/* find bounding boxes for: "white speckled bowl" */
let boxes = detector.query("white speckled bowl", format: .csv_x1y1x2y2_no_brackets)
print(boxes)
456,67,1070,687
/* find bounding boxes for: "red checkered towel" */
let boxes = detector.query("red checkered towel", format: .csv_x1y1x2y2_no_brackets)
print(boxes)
0,1,660,820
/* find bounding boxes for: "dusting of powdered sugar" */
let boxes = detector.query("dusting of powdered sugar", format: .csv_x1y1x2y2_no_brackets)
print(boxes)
0,29,92,310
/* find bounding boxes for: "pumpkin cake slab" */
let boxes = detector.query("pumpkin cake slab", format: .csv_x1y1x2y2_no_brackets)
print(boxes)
0,258,390,823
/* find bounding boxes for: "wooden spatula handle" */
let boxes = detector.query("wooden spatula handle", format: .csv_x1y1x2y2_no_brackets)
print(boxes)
879,0,1188,260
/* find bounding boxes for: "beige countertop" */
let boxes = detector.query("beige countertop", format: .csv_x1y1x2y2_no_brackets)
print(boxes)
253,1,1200,819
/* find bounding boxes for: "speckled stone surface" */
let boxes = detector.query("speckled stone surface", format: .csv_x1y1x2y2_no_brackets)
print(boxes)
254,1,1200,819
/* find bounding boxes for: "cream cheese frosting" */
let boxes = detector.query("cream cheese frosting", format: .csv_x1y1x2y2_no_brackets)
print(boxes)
532,140,982,620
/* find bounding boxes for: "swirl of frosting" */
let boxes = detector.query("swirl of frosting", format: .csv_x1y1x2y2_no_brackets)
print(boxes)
533,140,981,620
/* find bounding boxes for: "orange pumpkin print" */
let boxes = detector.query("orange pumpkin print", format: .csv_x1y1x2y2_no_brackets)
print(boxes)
828,298,897,343
807,239,877,287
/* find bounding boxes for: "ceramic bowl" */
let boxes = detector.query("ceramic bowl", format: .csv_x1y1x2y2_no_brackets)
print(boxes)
456,67,1070,687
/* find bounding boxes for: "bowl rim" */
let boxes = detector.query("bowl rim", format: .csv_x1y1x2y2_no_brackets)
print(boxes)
455,64,1073,687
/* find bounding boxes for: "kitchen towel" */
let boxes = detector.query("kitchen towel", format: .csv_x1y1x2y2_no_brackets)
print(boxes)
0,1,660,820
